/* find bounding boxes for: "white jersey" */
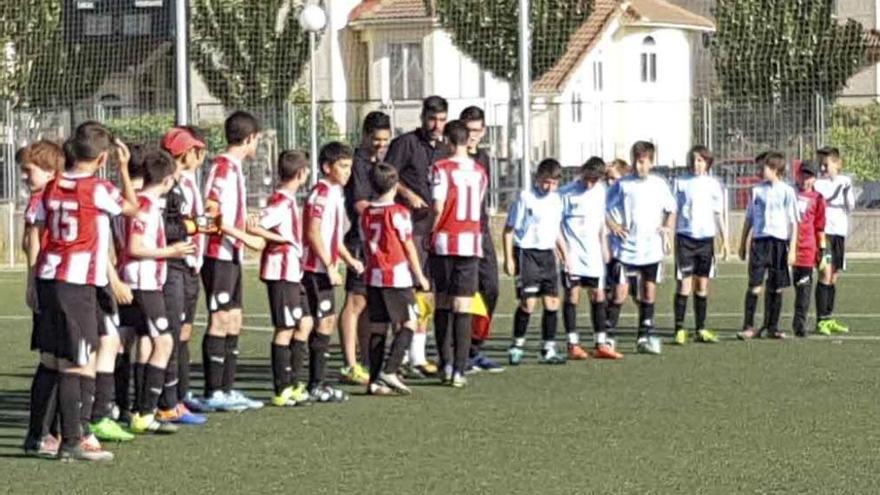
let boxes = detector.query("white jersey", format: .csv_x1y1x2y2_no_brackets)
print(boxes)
815,174,854,237
606,174,676,266
746,180,799,241
560,180,606,278
505,187,563,250
673,174,724,240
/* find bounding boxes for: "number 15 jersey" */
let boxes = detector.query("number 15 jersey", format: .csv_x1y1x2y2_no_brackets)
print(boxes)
431,156,487,257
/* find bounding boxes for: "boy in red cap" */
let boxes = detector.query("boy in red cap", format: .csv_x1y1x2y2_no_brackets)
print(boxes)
156,126,212,422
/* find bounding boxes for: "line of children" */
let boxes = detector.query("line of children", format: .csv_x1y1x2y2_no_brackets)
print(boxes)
21,107,858,462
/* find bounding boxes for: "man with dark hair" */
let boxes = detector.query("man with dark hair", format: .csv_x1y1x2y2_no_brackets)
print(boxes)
340,112,392,385
385,96,449,377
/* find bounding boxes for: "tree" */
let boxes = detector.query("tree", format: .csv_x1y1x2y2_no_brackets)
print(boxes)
711,0,869,102
431,0,592,83
190,0,311,108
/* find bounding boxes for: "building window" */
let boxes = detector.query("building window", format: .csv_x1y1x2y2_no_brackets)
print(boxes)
389,43,424,100
592,60,603,91
571,92,583,123
640,36,657,83
84,13,113,36
98,94,123,120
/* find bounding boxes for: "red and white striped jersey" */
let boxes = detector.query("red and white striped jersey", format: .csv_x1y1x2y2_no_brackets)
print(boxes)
119,192,168,290
204,154,246,262
431,156,487,257
179,171,205,272
34,173,123,287
259,189,303,282
24,190,44,226
303,179,344,274
361,201,414,288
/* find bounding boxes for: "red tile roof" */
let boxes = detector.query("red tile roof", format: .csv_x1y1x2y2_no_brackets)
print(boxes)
349,0,433,23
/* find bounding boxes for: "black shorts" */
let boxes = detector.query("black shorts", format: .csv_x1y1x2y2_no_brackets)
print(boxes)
163,268,187,337
514,248,559,298
620,263,662,285
675,235,716,279
266,281,310,329
132,290,172,338
431,255,479,297
748,238,792,289
201,258,242,313
366,287,417,324
792,266,814,288
303,272,336,320
606,260,623,289
36,281,99,366
562,272,601,290
412,234,433,292
182,268,201,324
344,242,367,296
827,235,846,272
96,286,120,338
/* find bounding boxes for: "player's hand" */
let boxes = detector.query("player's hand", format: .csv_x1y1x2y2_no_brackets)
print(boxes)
246,213,260,232
349,259,365,275
659,228,672,255
416,273,430,292
609,222,628,240
25,282,37,312
409,195,428,210
818,250,831,272
169,241,197,258
787,249,796,267
111,279,133,306
504,258,516,277
243,234,265,252
114,138,131,173
738,243,747,261
329,269,343,286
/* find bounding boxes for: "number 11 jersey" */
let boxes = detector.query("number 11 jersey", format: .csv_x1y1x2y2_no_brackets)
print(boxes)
431,156,487,257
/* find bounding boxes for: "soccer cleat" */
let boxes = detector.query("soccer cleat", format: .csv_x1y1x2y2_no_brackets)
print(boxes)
768,330,786,340
737,327,758,341
507,346,525,366
593,344,624,360
472,354,505,373
90,417,135,442
378,371,412,395
816,320,833,336
539,347,567,365
130,413,178,435
441,364,454,385
58,439,114,463
183,392,216,413
451,372,467,388
695,329,720,344
271,387,299,407
309,385,349,403
636,337,662,355
827,319,850,334
24,434,60,458
368,381,396,396
406,361,439,378
289,383,311,405
673,329,688,346
227,390,264,410
340,364,370,385
171,403,207,425
567,344,590,360
203,391,247,412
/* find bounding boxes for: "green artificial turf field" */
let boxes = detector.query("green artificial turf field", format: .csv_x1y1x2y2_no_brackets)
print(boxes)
2,260,880,494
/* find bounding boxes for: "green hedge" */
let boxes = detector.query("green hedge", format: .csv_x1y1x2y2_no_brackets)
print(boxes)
828,104,880,181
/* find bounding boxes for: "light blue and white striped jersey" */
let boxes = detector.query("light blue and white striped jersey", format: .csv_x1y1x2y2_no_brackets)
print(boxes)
606,174,676,266
745,180,799,241
506,187,564,250
560,180,606,278
673,174,724,240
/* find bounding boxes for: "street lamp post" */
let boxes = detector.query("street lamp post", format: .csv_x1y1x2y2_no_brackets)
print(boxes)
299,4,327,185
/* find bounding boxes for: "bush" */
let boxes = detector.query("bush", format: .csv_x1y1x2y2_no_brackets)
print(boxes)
827,104,880,181
104,113,225,151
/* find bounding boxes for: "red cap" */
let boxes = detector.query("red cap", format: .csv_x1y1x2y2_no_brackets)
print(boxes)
161,127,206,157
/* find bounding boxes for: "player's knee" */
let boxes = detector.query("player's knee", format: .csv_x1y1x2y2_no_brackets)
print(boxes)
153,334,174,358
98,333,121,356
180,324,193,342
543,296,560,311
274,329,293,346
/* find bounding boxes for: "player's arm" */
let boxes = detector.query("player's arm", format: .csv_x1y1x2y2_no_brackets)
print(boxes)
107,247,133,306
555,235,568,269
246,224,287,245
338,241,364,274
246,206,288,245
430,165,447,232
786,189,799,266
600,223,611,264
713,183,730,260
128,230,195,260
24,223,42,311
403,238,429,292
844,178,855,212
738,218,752,261
385,138,427,209
502,195,522,277
605,183,628,238
305,217,334,271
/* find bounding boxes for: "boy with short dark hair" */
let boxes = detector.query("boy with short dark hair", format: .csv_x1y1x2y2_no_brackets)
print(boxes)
20,140,64,457
792,161,826,338
671,145,729,345
248,150,315,406
339,112,392,385
559,157,611,360
302,142,362,402
737,152,799,340
121,149,196,434
606,141,676,355
814,147,854,335
504,159,565,365
361,163,430,395
430,120,487,387
33,121,140,461
201,111,266,411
